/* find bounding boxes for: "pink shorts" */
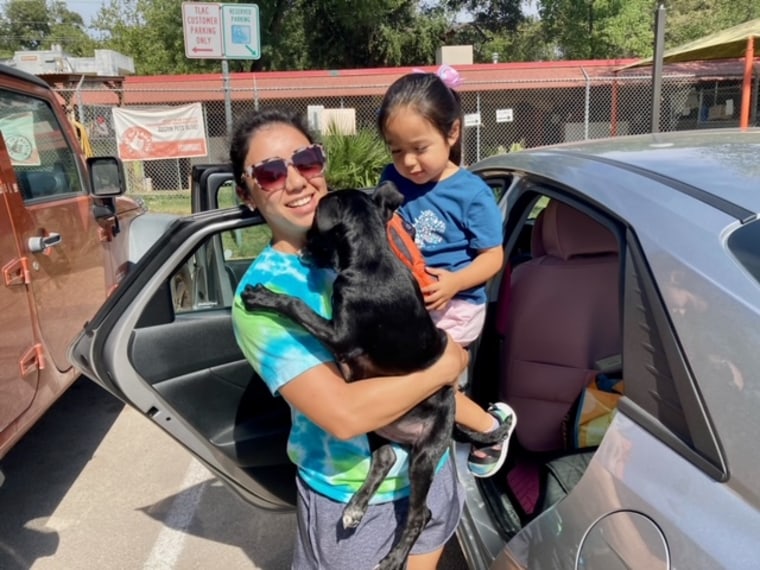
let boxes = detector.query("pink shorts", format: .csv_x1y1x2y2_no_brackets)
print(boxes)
430,298,486,347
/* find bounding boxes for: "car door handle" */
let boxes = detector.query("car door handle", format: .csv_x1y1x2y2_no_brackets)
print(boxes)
28,233,62,253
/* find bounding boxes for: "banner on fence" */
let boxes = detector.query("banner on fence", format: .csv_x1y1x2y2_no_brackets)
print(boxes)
0,112,40,166
112,103,208,161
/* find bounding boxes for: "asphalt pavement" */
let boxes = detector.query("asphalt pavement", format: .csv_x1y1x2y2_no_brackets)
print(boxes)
0,378,467,569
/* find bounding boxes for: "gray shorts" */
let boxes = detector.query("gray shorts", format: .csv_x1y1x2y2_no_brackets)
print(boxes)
292,456,464,569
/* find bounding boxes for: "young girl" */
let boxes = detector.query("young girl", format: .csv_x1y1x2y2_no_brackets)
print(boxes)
378,67,516,478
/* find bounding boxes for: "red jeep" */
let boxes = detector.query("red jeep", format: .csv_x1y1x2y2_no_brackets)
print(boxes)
0,63,173,481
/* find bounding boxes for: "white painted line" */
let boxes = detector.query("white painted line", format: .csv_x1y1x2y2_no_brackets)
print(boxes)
144,459,211,569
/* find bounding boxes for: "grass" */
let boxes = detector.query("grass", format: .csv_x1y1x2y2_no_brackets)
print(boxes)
133,188,271,261
132,191,192,215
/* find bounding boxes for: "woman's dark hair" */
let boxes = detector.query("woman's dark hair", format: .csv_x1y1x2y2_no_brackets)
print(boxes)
377,73,463,165
229,107,316,186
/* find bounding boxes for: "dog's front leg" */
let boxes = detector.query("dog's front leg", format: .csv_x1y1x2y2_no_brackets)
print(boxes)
343,434,396,529
242,284,339,349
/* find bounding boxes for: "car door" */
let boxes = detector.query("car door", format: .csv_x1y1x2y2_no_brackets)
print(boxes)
68,166,296,510
0,141,39,432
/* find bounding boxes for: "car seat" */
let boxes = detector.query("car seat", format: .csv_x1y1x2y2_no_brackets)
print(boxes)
499,199,621,453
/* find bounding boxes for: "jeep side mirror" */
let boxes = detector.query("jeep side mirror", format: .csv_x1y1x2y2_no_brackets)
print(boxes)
88,156,126,197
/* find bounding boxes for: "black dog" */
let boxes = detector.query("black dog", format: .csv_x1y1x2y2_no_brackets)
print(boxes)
242,181,509,570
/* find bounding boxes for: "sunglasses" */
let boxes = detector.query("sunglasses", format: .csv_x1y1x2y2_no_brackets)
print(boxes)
243,144,326,192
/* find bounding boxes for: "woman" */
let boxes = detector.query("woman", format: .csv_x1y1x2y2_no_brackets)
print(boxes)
229,108,469,570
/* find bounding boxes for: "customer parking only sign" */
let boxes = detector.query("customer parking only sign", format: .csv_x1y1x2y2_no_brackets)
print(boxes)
182,2,260,60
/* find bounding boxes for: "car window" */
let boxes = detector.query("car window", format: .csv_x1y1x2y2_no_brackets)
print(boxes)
0,87,84,200
171,222,271,314
622,234,725,480
727,218,760,285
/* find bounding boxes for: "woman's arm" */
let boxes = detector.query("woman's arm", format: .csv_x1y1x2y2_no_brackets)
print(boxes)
279,335,468,440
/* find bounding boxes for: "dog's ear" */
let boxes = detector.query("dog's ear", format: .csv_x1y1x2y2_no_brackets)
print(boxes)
371,181,404,223
314,192,343,235
306,192,342,267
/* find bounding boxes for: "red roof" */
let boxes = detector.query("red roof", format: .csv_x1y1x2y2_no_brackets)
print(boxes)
70,58,748,106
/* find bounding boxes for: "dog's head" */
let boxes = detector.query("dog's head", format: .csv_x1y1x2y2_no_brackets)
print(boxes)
305,182,404,268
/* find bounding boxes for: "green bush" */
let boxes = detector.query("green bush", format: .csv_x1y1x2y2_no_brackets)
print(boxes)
322,124,390,189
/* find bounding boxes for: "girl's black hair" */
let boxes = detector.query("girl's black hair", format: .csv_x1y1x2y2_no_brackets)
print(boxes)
377,73,463,165
229,107,316,186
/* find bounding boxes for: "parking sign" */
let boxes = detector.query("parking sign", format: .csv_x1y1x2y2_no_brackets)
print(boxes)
221,4,261,60
182,2,223,59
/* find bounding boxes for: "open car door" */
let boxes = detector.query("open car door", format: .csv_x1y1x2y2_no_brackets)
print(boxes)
68,165,296,510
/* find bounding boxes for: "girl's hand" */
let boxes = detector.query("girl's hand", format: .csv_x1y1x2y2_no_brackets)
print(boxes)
421,267,461,311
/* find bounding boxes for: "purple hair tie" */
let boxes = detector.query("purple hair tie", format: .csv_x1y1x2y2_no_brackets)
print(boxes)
411,64,462,89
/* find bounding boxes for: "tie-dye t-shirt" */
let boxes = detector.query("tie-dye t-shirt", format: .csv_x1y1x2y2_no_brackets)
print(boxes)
232,245,422,504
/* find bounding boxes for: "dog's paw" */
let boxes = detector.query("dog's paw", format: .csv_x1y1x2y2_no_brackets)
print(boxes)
341,504,366,529
241,284,275,311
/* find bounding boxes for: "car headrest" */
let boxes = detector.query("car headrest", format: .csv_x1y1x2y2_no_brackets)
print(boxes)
535,201,617,260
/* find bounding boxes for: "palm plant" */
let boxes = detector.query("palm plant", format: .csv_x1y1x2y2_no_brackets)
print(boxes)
322,124,391,189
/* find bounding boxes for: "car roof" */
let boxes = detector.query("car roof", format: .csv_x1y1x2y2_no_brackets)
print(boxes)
478,128,760,214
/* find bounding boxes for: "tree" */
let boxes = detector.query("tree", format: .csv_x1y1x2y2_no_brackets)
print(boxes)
90,0,456,74
293,0,452,69
0,0,93,56
539,0,656,59
0,0,50,52
663,0,760,47
47,0,96,55
442,0,524,33
92,0,220,75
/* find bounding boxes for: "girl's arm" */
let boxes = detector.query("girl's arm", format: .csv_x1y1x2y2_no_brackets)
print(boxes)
424,246,504,310
449,245,504,292
279,334,468,440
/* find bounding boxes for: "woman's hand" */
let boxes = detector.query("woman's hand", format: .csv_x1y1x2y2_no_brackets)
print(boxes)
435,332,469,387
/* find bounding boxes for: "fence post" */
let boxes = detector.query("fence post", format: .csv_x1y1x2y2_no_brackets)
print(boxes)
476,92,482,162
581,67,590,140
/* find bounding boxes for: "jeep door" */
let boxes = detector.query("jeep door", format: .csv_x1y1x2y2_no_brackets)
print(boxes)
69,167,296,509
0,141,39,435
0,79,123,372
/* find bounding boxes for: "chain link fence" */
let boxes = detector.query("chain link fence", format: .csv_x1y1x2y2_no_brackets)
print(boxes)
55,70,754,194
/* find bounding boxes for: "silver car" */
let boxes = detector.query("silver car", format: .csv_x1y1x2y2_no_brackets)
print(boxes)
69,128,760,569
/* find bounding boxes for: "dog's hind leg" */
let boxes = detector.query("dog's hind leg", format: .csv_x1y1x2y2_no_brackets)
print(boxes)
375,443,442,570
376,415,453,570
343,435,396,529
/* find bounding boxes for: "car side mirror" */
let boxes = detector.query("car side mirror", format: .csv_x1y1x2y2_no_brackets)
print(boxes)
88,156,126,197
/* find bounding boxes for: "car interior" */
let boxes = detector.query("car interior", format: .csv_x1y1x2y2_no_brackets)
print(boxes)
108,165,725,535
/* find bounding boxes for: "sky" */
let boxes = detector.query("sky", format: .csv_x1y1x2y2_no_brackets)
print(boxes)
65,0,104,26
